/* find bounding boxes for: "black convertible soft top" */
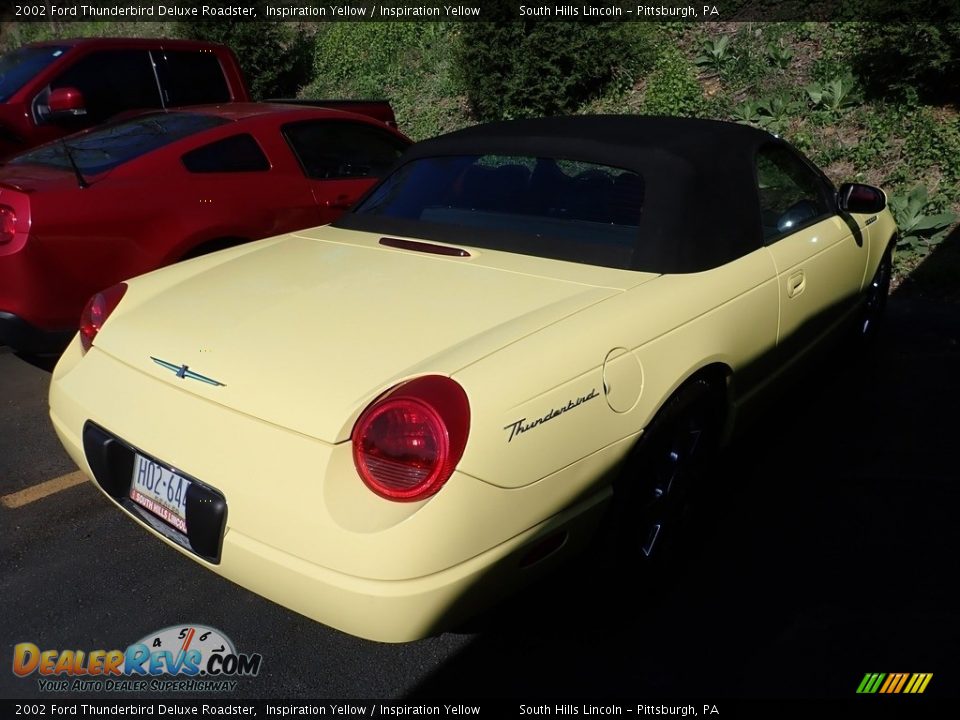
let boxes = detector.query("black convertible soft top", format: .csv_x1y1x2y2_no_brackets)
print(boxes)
338,116,784,273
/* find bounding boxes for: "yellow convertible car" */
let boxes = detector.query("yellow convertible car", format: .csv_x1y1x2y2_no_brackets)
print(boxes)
49,116,896,642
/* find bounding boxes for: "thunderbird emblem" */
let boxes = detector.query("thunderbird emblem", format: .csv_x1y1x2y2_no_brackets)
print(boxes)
150,357,225,387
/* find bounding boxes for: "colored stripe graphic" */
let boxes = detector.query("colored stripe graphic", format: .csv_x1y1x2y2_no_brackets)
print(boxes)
857,673,886,693
858,672,932,694
907,673,933,694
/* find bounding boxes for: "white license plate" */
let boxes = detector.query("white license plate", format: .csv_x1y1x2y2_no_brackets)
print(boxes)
129,454,190,533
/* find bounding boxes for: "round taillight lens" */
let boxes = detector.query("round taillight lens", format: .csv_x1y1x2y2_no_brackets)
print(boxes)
0,205,16,245
352,376,470,501
79,283,127,352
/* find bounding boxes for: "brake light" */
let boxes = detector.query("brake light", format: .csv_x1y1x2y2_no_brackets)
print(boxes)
79,283,127,353
0,205,16,245
352,376,470,501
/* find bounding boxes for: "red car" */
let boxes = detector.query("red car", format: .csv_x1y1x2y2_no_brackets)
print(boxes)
0,103,410,354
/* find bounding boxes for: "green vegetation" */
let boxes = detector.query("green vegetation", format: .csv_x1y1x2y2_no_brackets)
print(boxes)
852,14,960,102
303,23,461,141
695,35,735,74
643,46,708,118
177,3,313,100
889,185,958,258
454,22,657,121
2,20,958,274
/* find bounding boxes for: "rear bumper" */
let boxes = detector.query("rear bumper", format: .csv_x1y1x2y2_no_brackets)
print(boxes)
48,340,614,642
53,406,606,642
0,311,73,354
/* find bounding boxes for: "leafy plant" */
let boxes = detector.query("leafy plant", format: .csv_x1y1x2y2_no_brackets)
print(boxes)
766,41,794,69
695,35,735,73
754,95,802,134
731,99,762,124
889,185,958,257
805,73,859,113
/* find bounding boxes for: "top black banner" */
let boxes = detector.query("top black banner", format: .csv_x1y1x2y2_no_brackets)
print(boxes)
4,0,960,23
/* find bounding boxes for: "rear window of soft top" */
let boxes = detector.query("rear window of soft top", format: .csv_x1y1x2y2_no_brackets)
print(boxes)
343,154,645,270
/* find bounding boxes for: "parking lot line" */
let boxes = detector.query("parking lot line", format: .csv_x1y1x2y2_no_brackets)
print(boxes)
1,471,87,509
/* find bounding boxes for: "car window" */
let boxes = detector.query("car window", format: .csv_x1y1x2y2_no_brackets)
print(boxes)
346,154,645,270
155,51,231,106
282,121,408,180
0,45,69,102
756,144,833,242
44,50,162,125
10,112,229,174
181,134,270,173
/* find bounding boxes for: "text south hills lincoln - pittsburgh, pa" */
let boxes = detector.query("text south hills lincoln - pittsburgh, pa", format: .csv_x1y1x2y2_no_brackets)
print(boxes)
519,5,718,17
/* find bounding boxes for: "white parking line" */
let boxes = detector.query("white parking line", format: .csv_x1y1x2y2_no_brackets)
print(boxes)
1,471,87,509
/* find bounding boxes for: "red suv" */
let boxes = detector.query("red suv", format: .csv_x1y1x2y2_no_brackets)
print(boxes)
0,103,410,354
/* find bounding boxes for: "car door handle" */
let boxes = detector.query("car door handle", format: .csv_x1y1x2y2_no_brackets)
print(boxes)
787,270,805,297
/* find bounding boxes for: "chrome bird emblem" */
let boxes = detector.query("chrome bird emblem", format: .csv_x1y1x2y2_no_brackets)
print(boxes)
150,357,225,387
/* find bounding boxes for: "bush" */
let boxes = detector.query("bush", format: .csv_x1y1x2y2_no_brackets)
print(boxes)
454,21,656,121
851,10,960,102
177,3,312,99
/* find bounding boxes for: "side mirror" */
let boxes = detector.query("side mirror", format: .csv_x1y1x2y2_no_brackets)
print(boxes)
48,87,87,117
838,182,886,214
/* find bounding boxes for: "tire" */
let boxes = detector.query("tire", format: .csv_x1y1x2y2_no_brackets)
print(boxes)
858,245,893,341
611,378,724,566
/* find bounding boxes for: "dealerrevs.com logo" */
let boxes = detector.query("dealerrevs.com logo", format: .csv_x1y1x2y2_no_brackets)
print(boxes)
12,625,262,693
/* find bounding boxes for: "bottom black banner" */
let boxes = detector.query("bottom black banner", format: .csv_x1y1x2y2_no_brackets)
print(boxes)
0,699,954,719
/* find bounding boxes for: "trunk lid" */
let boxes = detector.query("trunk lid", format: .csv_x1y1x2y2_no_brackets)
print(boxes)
0,163,85,193
98,227,656,442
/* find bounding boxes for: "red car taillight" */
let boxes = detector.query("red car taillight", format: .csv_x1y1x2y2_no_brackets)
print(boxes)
352,376,470,501
79,283,127,353
0,205,16,245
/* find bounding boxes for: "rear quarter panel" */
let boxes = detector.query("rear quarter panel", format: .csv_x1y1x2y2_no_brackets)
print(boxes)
454,248,780,489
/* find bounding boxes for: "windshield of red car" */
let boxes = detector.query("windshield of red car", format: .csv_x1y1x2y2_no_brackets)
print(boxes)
0,45,70,102
341,154,645,270
8,112,230,174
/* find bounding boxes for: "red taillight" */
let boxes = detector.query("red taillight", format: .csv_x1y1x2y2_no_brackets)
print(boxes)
352,376,470,501
79,283,127,353
0,205,16,245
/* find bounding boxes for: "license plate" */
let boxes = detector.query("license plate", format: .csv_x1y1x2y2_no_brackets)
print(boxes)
129,454,190,533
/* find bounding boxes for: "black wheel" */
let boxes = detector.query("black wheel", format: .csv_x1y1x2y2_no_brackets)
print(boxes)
611,378,723,565
858,246,893,340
